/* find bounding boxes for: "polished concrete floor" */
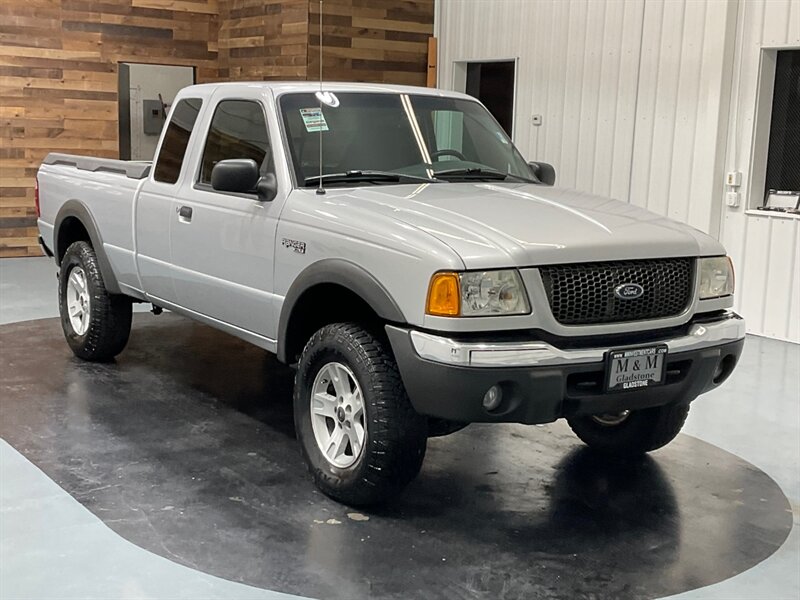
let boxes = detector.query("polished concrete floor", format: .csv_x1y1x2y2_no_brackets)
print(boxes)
1,257,799,600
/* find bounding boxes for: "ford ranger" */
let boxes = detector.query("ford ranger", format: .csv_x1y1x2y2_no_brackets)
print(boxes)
36,82,745,506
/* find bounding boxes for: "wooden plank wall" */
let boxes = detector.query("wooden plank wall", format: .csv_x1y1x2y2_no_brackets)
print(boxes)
308,0,434,86
218,0,309,80
218,0,434,83
0,0,434,258
0,0,219,257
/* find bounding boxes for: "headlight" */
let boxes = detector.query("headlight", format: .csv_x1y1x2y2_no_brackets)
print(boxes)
426,270,530,317
699,256,734,299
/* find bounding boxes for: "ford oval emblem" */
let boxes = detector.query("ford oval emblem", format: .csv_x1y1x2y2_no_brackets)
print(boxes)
614,283,644,300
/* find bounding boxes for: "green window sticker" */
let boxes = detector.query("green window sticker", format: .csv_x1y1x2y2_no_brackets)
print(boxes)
300,108,329,132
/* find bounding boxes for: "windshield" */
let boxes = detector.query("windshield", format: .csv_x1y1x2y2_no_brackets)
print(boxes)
279,92,533,187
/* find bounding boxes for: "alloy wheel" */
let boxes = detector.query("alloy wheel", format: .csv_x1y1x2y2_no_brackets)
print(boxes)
66,266,91,336
310,361,366,468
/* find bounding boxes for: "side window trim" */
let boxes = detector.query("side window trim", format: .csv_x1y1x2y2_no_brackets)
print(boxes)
194,97,274,197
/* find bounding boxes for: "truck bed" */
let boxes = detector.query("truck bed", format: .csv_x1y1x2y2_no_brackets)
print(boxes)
43,153,152,180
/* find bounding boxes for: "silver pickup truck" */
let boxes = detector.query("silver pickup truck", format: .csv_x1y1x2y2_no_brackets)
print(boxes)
37,82,745,506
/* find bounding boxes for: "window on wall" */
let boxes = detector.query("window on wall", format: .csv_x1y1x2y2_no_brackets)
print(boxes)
752,48,800,217
763,50,800,211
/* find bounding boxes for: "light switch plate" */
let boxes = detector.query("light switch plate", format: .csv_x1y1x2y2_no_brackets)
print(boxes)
726,171,742,187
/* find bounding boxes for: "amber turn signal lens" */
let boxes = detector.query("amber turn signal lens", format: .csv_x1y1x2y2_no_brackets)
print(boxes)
426,272,460,316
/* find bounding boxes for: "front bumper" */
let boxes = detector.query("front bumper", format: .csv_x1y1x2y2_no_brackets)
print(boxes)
386,312,745,424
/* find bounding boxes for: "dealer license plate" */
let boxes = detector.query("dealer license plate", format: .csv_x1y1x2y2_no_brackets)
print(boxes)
605,345,668,392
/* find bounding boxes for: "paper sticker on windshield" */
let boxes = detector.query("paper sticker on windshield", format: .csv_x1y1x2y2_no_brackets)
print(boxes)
300,108,328,132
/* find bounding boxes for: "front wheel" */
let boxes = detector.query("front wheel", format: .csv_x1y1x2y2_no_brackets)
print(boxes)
59,241,132,362
293,323,427,506
567,402,690,455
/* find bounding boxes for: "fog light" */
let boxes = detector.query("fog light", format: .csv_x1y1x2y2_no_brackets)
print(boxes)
713,354,736,385
482,385,503,411
712,361,724,381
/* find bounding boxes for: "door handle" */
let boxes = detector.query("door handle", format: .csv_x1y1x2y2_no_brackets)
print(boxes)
177,205,193,222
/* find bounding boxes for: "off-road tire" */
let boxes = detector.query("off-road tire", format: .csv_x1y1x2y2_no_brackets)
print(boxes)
294,323,428,506
567,402,690,455
59,241,132,361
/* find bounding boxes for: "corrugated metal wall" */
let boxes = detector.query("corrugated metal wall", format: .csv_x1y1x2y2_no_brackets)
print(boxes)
437,0,800,342
721,0,800,342
438,0,645,204
629,0,736,236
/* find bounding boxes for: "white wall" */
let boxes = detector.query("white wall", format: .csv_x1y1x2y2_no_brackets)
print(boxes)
437,0,800,342
720,0,800,342
438,0,646,204
629,0,736,236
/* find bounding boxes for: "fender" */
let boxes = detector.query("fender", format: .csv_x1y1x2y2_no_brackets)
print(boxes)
53,200,122,294
277,259,406,363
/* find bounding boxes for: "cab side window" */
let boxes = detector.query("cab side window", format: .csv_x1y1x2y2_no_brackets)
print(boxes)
153,98,203,184
199,100,273,186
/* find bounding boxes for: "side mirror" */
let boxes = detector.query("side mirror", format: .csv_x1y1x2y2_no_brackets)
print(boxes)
528,161,556,186
211,159,277,201
211,158,260,194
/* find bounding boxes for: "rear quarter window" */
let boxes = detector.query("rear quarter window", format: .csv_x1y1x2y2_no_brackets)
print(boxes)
153,98,203,184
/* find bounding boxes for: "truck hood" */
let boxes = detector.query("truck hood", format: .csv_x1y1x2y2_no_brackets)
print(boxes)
330,182,725,268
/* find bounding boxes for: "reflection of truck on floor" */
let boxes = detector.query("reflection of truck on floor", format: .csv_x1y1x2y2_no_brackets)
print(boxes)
36,82,745,505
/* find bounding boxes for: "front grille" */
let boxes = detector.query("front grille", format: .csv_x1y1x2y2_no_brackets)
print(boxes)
539,258,694,325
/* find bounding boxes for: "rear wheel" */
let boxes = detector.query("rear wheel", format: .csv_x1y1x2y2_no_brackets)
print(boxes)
59,241,132,362
294,323,427,506
567,402,690,455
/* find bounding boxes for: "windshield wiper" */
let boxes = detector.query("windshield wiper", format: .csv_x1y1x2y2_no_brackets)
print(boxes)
304,170,437,186
432,167,534,183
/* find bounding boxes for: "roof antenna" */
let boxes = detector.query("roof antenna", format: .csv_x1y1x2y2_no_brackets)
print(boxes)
316,0,326,195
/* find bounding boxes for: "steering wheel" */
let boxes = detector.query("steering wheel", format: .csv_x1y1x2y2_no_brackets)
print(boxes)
430,149,467,161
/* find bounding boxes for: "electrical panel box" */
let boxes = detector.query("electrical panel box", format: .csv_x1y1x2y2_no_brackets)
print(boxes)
142,100,164,135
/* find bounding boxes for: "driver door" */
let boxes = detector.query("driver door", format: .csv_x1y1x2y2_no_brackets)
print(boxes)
169,93,285,341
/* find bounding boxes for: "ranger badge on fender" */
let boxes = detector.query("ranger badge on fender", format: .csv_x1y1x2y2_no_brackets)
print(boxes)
281,238,306,254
